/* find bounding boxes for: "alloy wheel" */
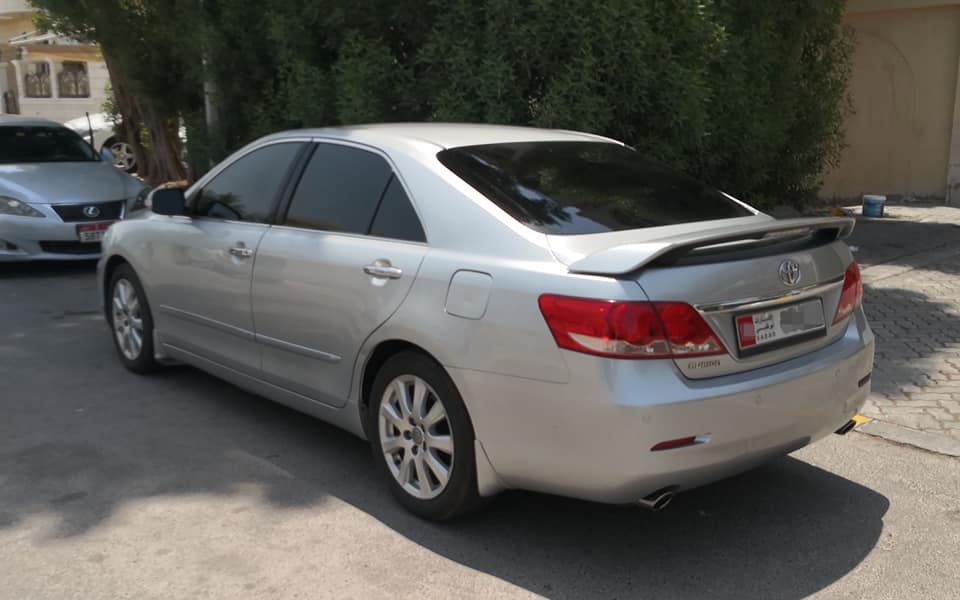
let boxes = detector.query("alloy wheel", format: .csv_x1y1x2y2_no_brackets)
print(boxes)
378,375,455,500
109,141,136,171
112,278,144,361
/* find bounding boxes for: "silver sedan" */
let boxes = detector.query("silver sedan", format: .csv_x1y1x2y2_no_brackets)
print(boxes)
97,124,875,520
0,116,146,261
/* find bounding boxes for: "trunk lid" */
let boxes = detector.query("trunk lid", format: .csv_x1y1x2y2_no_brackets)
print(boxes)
547,216,856,378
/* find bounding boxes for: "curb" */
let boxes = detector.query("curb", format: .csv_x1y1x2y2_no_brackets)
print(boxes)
853,416,960,458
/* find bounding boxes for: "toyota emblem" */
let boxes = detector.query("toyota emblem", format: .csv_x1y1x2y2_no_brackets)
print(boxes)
82,205,101,218
778,259,802,286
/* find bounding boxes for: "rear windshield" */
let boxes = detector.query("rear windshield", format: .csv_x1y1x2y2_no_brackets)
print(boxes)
437,141,752,235
0,125,99,164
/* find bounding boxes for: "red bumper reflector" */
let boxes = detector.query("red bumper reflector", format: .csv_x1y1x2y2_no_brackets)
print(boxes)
651,436,701,452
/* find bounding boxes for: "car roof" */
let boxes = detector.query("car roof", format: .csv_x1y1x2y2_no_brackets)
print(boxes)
0,115,64,128
267,122,621,150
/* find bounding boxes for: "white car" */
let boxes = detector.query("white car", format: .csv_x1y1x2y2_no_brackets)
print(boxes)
0,116,147,261
65,112,188,174
97,124,873,519
64,112,138,173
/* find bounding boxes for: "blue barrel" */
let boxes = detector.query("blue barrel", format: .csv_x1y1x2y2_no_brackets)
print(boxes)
862,194,886,218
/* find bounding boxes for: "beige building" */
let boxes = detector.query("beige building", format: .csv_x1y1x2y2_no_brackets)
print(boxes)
0,0,110,123
822,0,960,204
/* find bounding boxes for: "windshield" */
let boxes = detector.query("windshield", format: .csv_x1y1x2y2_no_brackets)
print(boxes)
437,141,752,235
0,125,99,164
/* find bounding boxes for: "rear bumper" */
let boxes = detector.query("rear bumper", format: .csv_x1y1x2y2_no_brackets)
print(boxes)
450,308,874,504
0,212,105,261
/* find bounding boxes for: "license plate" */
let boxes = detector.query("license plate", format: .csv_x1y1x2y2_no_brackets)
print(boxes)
735,299,825,352
77,222,113,243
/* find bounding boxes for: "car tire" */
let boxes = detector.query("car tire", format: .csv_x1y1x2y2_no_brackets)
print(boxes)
367,350,482,520
108,264,160,374
103,138,137,173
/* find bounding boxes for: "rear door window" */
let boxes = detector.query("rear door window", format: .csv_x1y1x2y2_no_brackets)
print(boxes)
369,176,426,242
284,143,426,242
284,143,392,234
437,141,752,235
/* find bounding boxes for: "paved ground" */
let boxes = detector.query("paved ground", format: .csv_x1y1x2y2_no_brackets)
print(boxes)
1,261,959,599
847,205,960,443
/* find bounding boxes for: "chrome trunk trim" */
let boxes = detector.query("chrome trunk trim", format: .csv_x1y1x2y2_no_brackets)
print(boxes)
695,275,845,314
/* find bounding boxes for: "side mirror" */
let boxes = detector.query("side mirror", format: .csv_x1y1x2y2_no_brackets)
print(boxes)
100,146,114,162
148,187,187,216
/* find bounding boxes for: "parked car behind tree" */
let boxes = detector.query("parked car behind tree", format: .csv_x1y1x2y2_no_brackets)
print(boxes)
64,112,138,173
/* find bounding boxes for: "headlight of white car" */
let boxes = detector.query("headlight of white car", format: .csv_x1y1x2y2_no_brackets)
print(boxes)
0,196,46,218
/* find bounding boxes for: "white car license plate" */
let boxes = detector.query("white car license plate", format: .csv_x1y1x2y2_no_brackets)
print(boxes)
77,222,113,243
735,299,825,352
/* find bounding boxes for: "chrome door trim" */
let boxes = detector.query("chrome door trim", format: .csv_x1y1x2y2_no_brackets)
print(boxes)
160,342,344,410
157,304,256,341
267,223,429,247
255,333,342,363
695,275,845,314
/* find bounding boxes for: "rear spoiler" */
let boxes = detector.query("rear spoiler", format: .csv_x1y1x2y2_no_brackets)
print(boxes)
566,217,855,276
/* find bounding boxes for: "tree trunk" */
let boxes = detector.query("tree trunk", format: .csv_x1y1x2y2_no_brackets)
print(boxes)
139,105,188,185
101,47,188,185
101,50,149,179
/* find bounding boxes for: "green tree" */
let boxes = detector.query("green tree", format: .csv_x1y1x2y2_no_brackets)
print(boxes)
32,0,201,183
702,0,853,204
31,0,852,205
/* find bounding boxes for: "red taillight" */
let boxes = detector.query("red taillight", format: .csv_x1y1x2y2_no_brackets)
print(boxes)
537,295,726,359
832,261,863,325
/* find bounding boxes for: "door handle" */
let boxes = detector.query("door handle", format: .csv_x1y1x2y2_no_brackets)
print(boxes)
229,246,254,258
363,260,403,279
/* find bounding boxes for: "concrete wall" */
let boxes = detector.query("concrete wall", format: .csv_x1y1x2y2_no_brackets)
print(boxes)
0,0,31,12
12,59,110,122
821,3,960,202
0,12,32,43
0,12,32,114
1,4,110,122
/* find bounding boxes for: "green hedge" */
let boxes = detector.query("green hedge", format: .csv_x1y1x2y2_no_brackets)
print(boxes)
41,0,850,205
206,0,850,206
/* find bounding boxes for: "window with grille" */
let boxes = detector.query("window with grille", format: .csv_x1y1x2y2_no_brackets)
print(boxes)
23,62,51,98
58,62,90,98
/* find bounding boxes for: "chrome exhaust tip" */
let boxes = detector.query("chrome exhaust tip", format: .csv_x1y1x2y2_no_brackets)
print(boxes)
637,487,677,511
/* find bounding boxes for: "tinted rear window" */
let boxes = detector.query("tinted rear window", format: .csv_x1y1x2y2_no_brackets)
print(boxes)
369,176,426,242
437,141,751,235
284,143,393,234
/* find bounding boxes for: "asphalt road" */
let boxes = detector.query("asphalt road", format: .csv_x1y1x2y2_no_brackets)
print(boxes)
1,261,959,600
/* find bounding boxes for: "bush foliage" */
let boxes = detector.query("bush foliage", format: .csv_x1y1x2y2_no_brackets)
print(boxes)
34,0,851,204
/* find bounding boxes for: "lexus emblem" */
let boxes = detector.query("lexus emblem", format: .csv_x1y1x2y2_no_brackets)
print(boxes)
82,205,101,218
778,259,802,286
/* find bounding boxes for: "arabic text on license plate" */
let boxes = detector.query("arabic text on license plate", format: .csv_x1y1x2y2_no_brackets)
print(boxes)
77,222,113,243
735,299,824,350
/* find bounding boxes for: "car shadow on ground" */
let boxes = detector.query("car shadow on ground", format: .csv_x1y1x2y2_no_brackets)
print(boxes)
0,257,892,599
0,349,889,600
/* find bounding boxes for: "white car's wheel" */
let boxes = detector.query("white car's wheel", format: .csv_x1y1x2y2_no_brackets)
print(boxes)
106,140,137,173
378,374,455,500
108,264,159,373
368,351,482,520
